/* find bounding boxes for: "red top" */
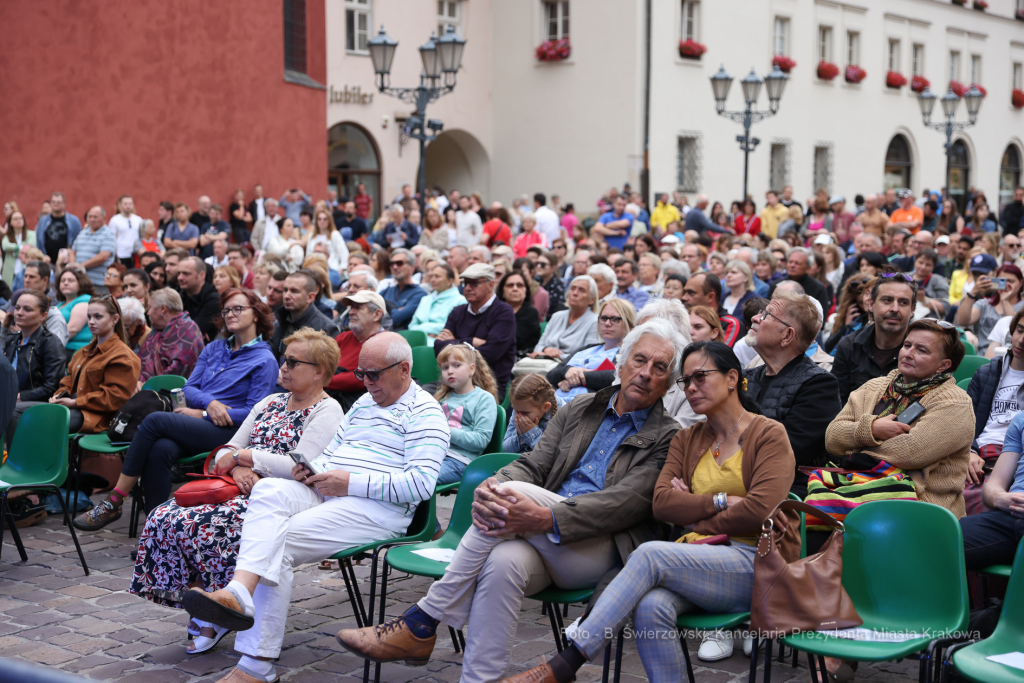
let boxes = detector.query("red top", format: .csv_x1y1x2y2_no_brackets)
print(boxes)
354,193,373,220
329,331,366,391
735,215,761,236
513,231,548,259
482,219,512,247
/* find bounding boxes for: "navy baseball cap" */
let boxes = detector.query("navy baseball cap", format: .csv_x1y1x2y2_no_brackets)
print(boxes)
969,253,998,274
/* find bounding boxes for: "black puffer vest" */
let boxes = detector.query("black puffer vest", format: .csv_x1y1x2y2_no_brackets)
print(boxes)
745,354,829,422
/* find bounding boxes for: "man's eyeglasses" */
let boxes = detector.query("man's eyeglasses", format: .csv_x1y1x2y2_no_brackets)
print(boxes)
280,356,318,370
599,315,623,324
759,308,792,329
353,361,403,382
390,260,408,268
677,369,724,389
221,305,252,318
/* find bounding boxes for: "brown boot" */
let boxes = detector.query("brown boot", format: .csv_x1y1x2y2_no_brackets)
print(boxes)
502,663,559,683
336,616,436,666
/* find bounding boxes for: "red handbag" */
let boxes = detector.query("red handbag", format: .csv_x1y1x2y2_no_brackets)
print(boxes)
173,446,242,507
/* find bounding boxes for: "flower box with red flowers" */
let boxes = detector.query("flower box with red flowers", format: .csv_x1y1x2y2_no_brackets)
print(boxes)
972,83,987,98
1013,89,1024,109
886,71,908,89
535,38,571,62
817,61,839,80
845,65,867,84
1016,9,1024,20
911,75,930,93
772,55,797,73
973,0,988,9
949,80,968,97
678,39,707,60
951,0,967,6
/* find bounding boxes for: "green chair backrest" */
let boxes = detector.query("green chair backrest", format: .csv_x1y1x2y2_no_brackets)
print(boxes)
787,492,807,559
411,346,441,385
398,330,428,348
485,405,507,455
962,338,977,356
3,404,70,488
957,378,972,391
142,375,188,391
540,321,547,334
447,453,519,540
500,387,511,413
405,493,438,543
842,501,969,634
953,356,990,383
992,538,1024,637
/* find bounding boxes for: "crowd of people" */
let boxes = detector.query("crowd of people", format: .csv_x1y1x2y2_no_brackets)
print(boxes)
3,180,1024,683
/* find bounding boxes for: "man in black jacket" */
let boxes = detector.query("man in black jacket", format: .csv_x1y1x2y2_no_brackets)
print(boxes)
176,256,221,342
767,247,830,315
831,275,914,405
270,271,340,360
746,289,842,497
1000,186,1024,236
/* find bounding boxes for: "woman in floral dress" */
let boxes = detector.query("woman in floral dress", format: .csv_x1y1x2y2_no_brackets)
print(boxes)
130,329,343,654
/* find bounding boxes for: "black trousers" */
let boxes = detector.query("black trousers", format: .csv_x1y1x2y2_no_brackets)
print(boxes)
7,401,83,448
960,508,1024,571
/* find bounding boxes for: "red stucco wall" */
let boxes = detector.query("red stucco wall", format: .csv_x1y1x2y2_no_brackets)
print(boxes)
0,0,327,222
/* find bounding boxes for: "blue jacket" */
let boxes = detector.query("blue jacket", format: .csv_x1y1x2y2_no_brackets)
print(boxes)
36,213,83,253
183,338,279,426
382,282,427,330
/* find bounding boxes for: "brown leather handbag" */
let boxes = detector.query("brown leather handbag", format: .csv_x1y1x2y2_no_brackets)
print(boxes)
750,499,862,638
173,447,241,507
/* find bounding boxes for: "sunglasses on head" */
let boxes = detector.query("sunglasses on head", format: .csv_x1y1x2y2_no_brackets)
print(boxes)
879,272,914,282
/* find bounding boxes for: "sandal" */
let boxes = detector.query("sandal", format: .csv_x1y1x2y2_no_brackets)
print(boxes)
182,588,255,632
188,619,201,638
187,623,231,654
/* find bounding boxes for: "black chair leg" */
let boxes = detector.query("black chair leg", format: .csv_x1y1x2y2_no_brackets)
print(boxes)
339,559,364,629
545,603,563,653
48,485,88,576
457,628,466,651
680,628,696,683
371,560,391,683
448,626,461,653
602,640,612,683
563,603,569,618
346,558,369,627
818,656,829,683
553,603,568,648
747,635,760,683
360,549,381,683
0,493,28,562
762,637,773,683
612,628,624,683
808,652,820,683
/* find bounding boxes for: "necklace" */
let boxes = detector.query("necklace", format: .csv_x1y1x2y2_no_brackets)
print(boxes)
713,412,745,459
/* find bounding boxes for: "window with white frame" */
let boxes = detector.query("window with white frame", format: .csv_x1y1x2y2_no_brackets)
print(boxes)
818,26,832,63
971,54,982,84
888,39,901,73
681,1,699,42
912,44,924,77
677,135,701,193
774,17,790,56
545,1,569,41
346,0,371,54
813,145,833,195
949,50,961,82
770,142,790,192
846,31,860,66
438,1,461,37
1014,62,1023,90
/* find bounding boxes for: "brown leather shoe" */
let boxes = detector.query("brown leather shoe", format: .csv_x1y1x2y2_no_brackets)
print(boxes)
336,616,436,666
501,662,559,683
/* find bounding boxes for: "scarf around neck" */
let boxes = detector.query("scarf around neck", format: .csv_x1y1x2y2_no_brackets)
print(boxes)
878,371,951,418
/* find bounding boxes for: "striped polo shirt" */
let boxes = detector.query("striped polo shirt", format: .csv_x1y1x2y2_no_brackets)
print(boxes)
311,383,450,530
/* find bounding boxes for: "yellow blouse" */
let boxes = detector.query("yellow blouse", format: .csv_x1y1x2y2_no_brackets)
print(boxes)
678,447,756,546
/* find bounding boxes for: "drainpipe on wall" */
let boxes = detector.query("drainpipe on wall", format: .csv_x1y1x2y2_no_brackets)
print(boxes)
641,0,652,206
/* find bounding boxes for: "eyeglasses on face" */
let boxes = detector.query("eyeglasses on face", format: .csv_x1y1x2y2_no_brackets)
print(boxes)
353,360,402,382
221,305,252,318
759,308,793,329
280,356,318,370
599,315,623,324
677,369,724,389
390,260,408,268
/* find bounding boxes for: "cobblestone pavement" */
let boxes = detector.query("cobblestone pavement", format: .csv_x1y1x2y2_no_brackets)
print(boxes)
0,494,922,682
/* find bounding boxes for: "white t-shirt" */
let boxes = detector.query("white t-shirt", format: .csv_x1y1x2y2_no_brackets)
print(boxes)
108,213,143,258
533,205,562,245
455,210,482,247
977,366,1024,447
988,316,1014,351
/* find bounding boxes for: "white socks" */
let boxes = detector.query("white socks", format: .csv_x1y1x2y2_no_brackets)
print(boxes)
238,656,275,681
225,580,256,617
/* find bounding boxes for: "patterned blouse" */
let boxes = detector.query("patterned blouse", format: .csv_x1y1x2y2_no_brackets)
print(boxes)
138,311,206,382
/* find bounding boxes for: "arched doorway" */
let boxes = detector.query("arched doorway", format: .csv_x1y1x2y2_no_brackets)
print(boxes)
423,129,490,199
883,135,913,190
327,122,381,223
1000,144,1022,211
949,139,971,214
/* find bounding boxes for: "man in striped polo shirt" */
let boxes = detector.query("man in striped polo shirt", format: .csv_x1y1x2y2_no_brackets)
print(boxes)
180,332,450,683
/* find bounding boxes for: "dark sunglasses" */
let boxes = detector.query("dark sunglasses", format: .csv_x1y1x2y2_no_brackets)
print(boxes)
677,369,724,389
280,356,318,370
353,361,402,382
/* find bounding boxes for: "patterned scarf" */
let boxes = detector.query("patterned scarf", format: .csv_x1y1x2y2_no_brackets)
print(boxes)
877,371,951,418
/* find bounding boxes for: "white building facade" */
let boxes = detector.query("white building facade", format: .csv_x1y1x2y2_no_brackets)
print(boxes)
327,0,1024,219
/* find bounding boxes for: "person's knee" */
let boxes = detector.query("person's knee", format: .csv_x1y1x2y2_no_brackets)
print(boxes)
478,541,536,588
248,478,300,509
138,411,176,438
633,590,678,634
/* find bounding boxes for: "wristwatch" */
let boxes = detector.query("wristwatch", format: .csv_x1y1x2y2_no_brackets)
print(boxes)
202,410,209,419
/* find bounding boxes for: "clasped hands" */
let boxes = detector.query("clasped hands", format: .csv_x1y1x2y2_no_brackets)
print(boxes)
471,477,552,538
558,367,587,392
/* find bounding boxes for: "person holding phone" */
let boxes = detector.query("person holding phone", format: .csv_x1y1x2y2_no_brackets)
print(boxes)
956,258,1024,355
129,328,343,655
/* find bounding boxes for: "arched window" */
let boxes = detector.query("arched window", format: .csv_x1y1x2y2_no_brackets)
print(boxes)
949,139,971,214
883,134,912,190
1000,145,1022,211
327,122,381,223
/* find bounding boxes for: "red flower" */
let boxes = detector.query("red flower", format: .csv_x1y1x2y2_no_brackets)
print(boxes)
972,83,987,98
886,71,907,88
816,61,839,80
772,55,797,73
535,38,571,62
973,0,988,8
678,39,707,59
845,65,867,84
1016,9,1024,19
949,80,968,97
1013,89,1024,109
910,75,930,93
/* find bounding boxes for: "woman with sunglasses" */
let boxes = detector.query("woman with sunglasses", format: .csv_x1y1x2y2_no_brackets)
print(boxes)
511,341,799,682
74,288,279,532
129,328,343,655
547,299,636,402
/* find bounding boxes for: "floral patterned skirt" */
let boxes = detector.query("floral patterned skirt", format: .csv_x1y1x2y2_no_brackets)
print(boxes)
129,496,249,608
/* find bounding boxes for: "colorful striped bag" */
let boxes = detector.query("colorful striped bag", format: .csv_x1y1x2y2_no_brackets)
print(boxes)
803,458,918,530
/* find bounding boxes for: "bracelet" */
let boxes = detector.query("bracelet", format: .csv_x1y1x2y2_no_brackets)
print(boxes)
713,492,727,512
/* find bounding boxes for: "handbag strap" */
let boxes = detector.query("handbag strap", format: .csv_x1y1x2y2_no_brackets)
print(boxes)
204,445,235,476
763,499,845,533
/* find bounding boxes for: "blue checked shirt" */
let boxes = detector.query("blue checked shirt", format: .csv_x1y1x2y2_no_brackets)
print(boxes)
614,285,650,311
548,392,652,541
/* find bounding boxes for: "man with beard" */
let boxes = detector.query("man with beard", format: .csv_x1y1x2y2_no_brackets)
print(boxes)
831,274,914,405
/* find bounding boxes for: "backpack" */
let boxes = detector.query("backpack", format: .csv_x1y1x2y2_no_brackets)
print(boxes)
106,389,175,445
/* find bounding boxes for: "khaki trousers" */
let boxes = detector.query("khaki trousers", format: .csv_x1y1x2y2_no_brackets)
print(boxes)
418,481,620,683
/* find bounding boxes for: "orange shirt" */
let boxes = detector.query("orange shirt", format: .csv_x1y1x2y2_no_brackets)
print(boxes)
890,206,924,234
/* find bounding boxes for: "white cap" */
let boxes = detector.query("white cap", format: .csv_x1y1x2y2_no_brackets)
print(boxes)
813,234,834,245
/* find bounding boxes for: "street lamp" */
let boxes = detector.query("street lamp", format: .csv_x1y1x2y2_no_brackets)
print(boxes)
709,65,788,201
918,85,983,211
368,25,467,201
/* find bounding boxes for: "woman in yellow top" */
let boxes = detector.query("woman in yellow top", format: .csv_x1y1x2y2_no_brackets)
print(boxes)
948,245,986,304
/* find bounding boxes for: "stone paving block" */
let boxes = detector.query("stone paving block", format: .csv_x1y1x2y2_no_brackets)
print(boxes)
58,585,110,599
18,625,70,641
63,654,118,673
105,640,154,659
66,637,121,654
276,645,332,669
173,651,239,676
45,632,91,647
21,644,79,665
8,611,64,627
134,618,181,634
117,668,192,683
107,627,147,643
84,659,144,679
95,593,138,608
281,672,363,683
5,603,47,616
143,643,195,666
62,615,126,636
310,652,366,674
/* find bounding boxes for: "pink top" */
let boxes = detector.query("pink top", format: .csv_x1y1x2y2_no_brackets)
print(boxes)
561,213,579,233
514,231,548,259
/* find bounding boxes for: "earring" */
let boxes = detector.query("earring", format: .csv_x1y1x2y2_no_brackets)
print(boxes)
729,386,735,392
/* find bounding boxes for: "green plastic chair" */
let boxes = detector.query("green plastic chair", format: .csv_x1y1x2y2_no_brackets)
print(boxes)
540,321,548,334
411,346,440,385
141,375,189,391
962,339,977,356
78,374,189,453
397,329,428,348
954,356,991,383
958,378,972,391
436,405,507,496
500,386,511,413
526,585,594,653
950,539,1024,683
0,404,89,575
780,500,969,682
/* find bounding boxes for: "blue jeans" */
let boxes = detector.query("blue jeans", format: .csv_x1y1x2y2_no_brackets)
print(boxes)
437,457,467,486
960,508,1024,571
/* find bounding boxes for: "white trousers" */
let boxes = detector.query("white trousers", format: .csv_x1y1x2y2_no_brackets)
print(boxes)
233,478,398,658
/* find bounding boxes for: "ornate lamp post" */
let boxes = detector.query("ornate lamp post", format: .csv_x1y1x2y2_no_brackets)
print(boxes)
367,26,466,201
918,85,984,210
709,65,788,201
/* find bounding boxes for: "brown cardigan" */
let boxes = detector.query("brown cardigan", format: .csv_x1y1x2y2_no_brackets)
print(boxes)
653,414,801,563
57,336,141,434
824,370,973,518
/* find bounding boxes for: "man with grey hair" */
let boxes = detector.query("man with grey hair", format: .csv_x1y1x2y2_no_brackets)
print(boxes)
768,247,830,313
139,287,205,388
382,204,420,249
684,193,729,235
330,290,388,409
747,282,833,371
338,320,682,683
251,198,281,252
468,245,492,265
381,248,426,330
70,206,116,293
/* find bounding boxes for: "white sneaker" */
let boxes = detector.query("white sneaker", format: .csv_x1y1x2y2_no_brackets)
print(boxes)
698,630,734,661
563,616,581,642
743,634,754,657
